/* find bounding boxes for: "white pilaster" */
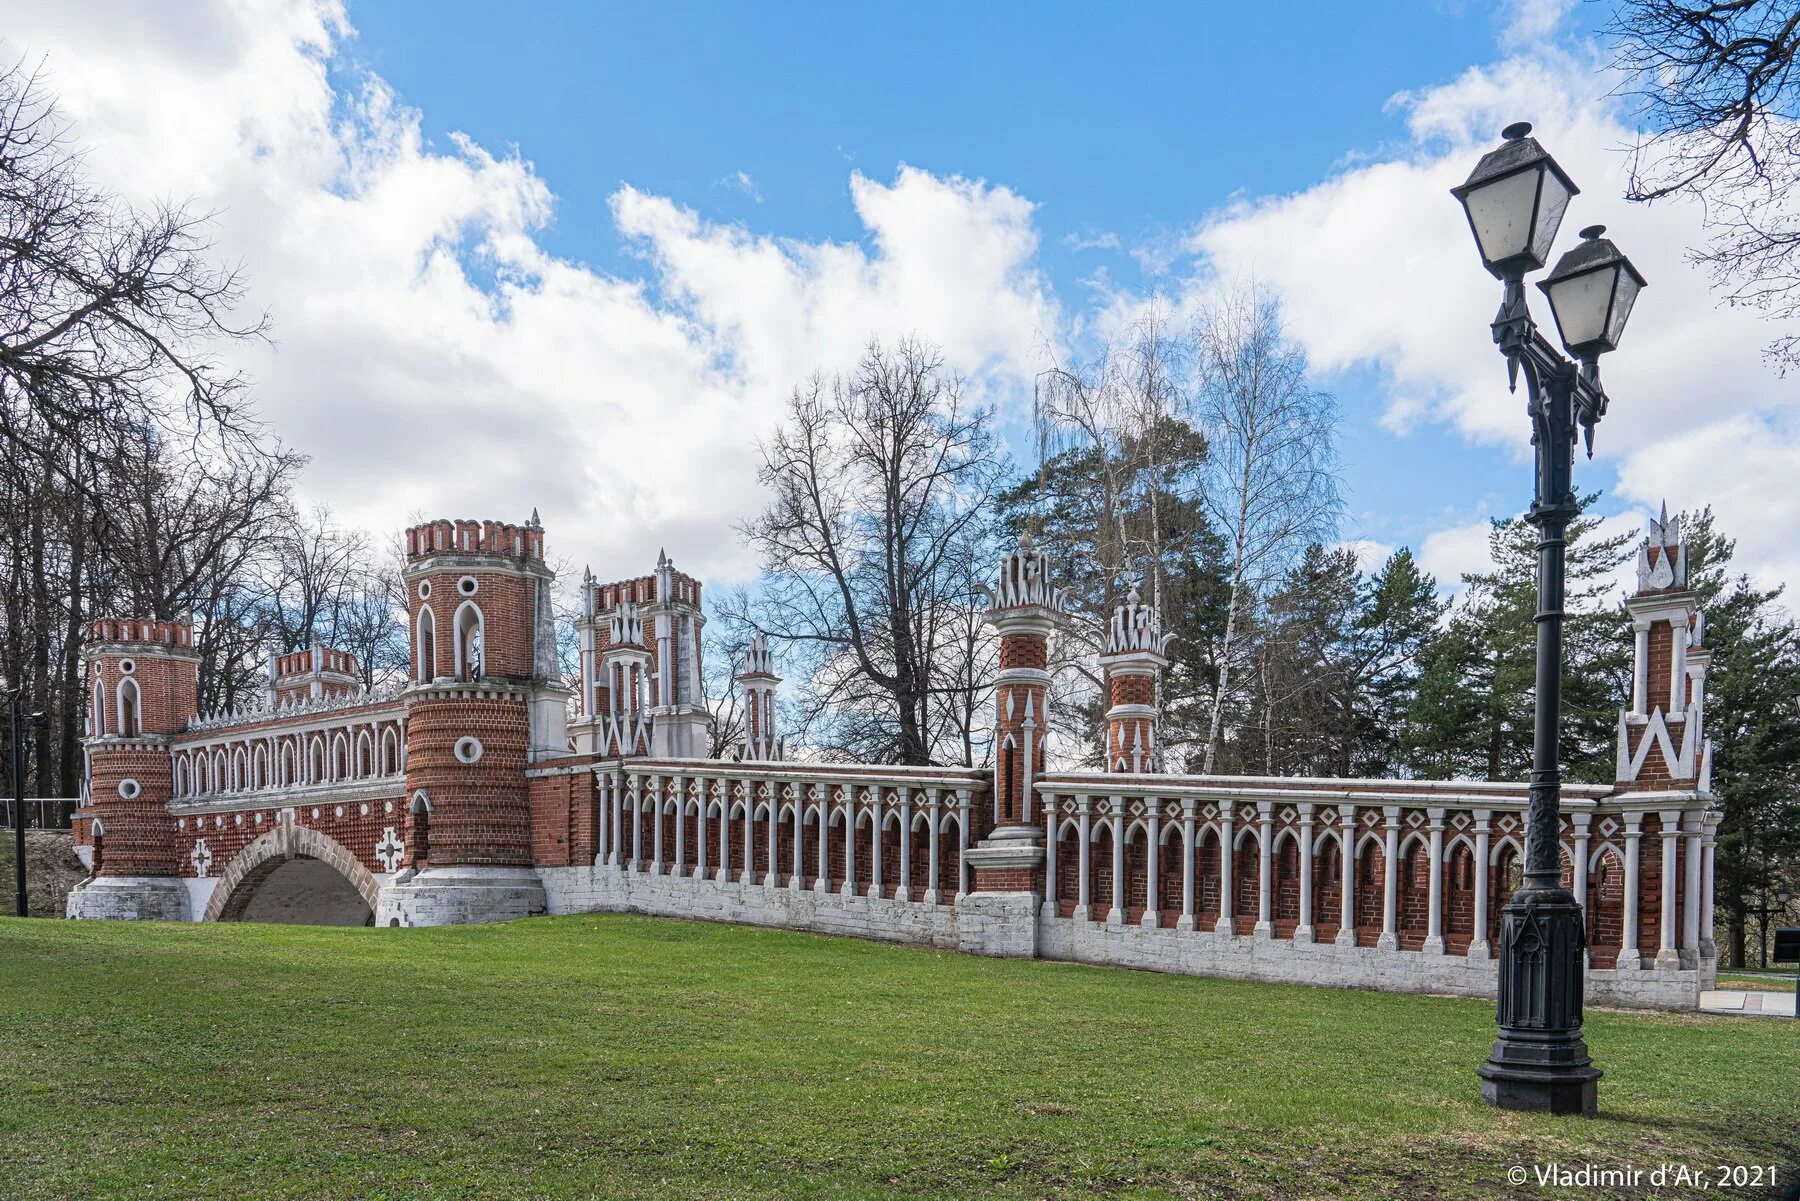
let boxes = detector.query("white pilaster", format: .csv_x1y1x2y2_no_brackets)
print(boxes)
1620,813,1642,969
1142,799,1160,928
1656,810,1681,969
1423,808,1445,954
1295,804,1315,944
1215,807,1235,936
1336,805,1356,947
1178,800,1196,931
1469,810,1491,960
1107,796,1125,925
1075,796,1091,921
1378,807,1399,951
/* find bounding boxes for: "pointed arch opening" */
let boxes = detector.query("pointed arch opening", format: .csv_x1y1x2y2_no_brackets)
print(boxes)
453,601,484,682
115,677,141,737
415,605,437,682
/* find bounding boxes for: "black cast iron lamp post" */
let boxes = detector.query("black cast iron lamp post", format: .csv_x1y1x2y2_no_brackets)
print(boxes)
1452,122,1647,1116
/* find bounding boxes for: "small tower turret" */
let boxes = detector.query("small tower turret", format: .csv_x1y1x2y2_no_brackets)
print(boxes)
269,643,361,707
1096,583,1174,773
736,634,783,761
1617,504,1712,791
579,555,706,759
979,531,1067,834
67,619,199,919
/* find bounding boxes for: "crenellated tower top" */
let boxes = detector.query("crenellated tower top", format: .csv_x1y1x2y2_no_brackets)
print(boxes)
405,515,545,564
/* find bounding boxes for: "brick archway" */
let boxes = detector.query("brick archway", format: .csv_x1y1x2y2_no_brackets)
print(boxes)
202,821,382,922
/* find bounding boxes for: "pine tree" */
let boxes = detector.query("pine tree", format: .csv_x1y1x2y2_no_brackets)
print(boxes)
1408,498,1632,784
1679,508,1800,967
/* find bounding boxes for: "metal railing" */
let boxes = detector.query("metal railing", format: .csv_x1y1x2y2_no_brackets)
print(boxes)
0,798,80,830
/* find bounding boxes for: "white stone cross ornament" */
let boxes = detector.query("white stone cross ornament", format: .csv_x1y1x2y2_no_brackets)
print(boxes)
190,839,213,877
375,827,406,873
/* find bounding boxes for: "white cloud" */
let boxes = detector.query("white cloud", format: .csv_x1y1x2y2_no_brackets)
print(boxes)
721,170,762,202
1183,46,1800,595
1,0,1057,586
1500,0,1578,49
1337,538,1396,573
1419,521,1495,593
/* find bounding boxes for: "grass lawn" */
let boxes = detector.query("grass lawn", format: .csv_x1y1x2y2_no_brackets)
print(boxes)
1716,971,1797,994
1,914,1795,1200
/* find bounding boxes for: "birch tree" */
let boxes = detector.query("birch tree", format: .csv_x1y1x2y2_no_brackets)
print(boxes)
1193,285,1340,774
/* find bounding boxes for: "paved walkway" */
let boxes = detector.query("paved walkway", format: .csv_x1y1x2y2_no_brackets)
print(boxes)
1699,989,1797,1017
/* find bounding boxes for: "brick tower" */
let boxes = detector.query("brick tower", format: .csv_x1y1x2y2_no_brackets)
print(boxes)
1096,583,1173,773
736,634,783,761
381,515,564,925
267,643,361,707
575,553,706,758
1616,505,1712,792
66,620,198,919
962,532,1067,945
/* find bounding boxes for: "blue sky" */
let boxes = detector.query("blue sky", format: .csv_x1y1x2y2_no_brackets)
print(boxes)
8,0,1794,595
328,0,1692,577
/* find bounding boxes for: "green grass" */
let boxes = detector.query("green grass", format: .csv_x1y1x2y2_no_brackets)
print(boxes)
1716,972,1797,993
1,915,1796,1200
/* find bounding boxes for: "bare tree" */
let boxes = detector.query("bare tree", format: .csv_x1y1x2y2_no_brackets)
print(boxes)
1193,284,1340,774
732,338,1002,765
0,58,267,480
1610,1,1800,370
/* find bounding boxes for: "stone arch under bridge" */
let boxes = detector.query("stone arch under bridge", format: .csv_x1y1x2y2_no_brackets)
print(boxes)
203,822,382,926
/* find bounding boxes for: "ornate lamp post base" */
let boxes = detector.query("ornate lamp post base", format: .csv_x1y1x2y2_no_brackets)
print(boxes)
1476,887,1602,1116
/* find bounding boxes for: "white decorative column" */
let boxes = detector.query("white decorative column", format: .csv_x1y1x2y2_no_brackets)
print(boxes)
1336,805,1356,947
741,787,754,885
1142,800,1161,928
1215,807,1235,936
816,785,833,896
1042,795,1059,918
1571,812,1591,912
871,792,885,898
925,789,942,905
1656,810,1681,969
1378,808,1399,951
1107,797,1125,925
1296,804,1316,944
767,786,781,889
629,777,643,872
956,790,970,897
1699,816,1718,960
1631,620,1650,713
1620,813,1642,969
790,785,805,891
1075,795,1091,921
1424,808,1445,954
695,781,708,878
1254,801,1274,939
1178,799,1196,931
1469,810,1492,960
1681,813,1704,965
715,780,730,884
896,790,912,903
841,786,858,898
651,776,665,875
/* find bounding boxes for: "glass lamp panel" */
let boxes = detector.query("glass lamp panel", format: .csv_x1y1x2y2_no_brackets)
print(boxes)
1605,270,1642,348
1463,167,1541,268
1544,267,1615,353
1529,171,1573,266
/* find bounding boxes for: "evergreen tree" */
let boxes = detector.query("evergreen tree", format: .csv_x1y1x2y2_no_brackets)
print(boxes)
997,416,1232,769
1407,498,1632,784
1679,508,1800,967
